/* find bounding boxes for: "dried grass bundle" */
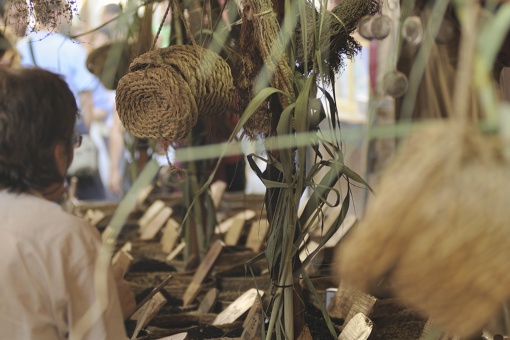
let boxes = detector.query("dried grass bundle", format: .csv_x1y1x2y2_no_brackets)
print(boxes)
295,0,378,75
338,120,510,337
116,45,234,140
237,9,271,137
237,0,295,138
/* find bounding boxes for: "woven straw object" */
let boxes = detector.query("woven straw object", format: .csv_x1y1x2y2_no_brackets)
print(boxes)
338,120,510,337
116,45,234,140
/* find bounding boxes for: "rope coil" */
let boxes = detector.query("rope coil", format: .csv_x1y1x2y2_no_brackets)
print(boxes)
116,45,234,140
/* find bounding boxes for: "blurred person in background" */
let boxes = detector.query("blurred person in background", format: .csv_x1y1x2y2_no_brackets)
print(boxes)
16,1,107,200
0,0,28,39
0,67,134,339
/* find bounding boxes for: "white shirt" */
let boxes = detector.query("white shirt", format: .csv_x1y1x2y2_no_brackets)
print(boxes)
0,190,127,339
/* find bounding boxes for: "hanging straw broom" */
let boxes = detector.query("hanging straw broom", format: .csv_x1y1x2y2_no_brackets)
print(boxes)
337,120,510,337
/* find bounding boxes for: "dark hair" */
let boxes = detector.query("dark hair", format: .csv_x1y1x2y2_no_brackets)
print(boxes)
0,67,77,193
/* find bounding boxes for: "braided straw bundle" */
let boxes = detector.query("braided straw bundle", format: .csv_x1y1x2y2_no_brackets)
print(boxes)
116,63,198,140
116,45,234,140
155,45,234,117
338,121,510,337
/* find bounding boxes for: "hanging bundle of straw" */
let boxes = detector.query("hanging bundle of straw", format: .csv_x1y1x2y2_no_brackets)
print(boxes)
295,0,378,75
338,120,510,337
237,0,295,138
116,45,234,140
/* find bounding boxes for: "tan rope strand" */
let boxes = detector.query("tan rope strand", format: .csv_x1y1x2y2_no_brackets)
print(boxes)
152,0,172,50
174,0,197,45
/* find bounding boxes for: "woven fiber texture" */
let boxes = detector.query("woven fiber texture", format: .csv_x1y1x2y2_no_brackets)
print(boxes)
338,120,510,337
116,45,234,140
116,64,198,140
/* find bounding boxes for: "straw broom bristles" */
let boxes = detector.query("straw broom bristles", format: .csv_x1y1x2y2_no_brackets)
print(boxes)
337,120,510,337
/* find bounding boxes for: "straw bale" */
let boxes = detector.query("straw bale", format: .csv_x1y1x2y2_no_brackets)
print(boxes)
338,120,510,337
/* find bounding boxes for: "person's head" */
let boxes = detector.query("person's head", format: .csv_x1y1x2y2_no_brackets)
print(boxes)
0,68,78,200
99,3,122,40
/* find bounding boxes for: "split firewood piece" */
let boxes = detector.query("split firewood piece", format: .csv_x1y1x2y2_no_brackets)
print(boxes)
245,219,269,252
112,242,132,261
213,288,264,326
337,313,372,340
224,216,246,246
241,312,263,340
197,288,219,314
166,241,186,262
210,180,227,209
84,209,106,227
136,183,154,208
182,240,225,306
242,297,261,328
130,292,167,339
215,209,256,234
154,333,189,340
327,282,377,325
297,325,313,340
140,206,172,240
129,274,173,320
161,218,181,253
112,250,133,278
137,200,165,230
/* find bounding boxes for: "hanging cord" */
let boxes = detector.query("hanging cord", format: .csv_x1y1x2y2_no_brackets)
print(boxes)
152,0,172,50
173,0,197,45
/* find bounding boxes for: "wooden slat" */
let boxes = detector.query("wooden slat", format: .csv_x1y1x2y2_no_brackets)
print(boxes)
160,218,181,253
245,219,269,252
140,207,172,240
138,200,165,230
213,288,264,326
215,209,256,234
182,240,225,306
224,217,246,246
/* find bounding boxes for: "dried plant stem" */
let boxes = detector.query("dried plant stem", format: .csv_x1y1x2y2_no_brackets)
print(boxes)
452,0,479,122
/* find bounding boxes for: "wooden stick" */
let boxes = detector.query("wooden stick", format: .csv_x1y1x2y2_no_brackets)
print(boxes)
127,274,173,320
